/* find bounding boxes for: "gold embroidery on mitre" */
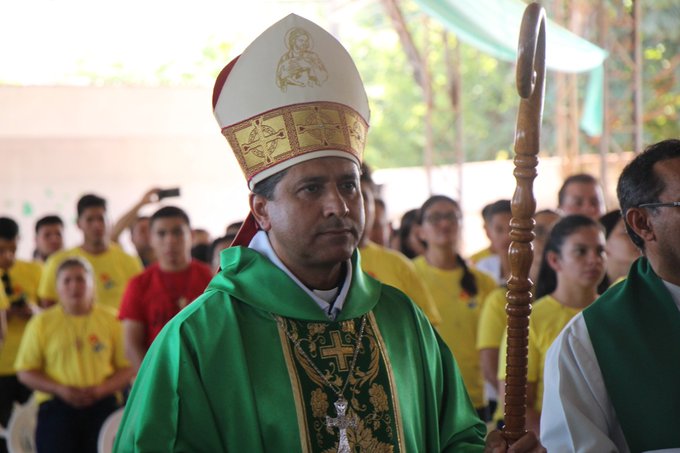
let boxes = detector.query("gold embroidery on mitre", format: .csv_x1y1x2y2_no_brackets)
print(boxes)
223,102,367,183
276,27,328,92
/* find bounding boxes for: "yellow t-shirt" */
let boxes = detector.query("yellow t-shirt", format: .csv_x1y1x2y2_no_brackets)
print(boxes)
359,242,442,326
0,278,8,310
0,260,42,376
498,295,581,411
476,286,508,351
38,244,142,311
413,256,497,408
14,304,129,404
468,246,492,265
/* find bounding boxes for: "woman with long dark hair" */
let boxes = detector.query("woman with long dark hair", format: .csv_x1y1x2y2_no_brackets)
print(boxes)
413,195,497,420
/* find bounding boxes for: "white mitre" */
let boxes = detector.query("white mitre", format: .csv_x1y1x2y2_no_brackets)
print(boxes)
212,14,371,190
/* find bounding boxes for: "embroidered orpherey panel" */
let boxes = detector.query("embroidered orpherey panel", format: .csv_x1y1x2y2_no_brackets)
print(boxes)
222,101,368,182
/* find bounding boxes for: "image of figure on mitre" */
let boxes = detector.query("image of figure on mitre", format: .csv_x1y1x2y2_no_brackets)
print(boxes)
276,26,329,91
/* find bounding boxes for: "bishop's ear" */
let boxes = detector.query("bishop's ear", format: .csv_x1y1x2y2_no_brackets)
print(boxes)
624,207,656,244
250,193,272,232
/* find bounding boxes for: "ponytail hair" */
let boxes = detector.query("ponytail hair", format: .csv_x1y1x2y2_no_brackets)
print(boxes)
535,214,601,299
418,195,477,297
456,254,478,297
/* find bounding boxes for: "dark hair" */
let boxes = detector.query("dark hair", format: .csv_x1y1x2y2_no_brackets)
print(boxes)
0,217,19,241
56,256,93,279
225,221,243,235
191,244,211,264
374,198,386,211
617,139,680,249
535,214,602,299
397,209,420,259
599,210,622,240
35,215,64,234
417,195,461,224
252,169,289,200
129,216,150,232
558,174,598,207
482,199,512,223
418,195,478,297
209,235,232,264
536,208,559,217
77,194,106,217
360,162,377,187
150,206,190,228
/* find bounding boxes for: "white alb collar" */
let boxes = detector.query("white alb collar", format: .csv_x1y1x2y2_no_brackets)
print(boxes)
248,230,352,320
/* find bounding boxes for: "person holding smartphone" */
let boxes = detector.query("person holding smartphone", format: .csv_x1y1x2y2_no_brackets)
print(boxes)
110,188,162,267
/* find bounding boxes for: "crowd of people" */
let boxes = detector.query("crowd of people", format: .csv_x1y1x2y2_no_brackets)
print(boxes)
0,190,239,452
0,162,649,452
1,12,678,453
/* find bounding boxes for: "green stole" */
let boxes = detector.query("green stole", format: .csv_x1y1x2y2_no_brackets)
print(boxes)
583,258,680,452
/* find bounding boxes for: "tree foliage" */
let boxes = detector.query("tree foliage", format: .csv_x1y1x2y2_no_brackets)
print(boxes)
346,1,520,168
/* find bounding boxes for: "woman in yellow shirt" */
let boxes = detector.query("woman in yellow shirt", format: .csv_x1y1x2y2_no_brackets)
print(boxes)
15,257,132,453
498,214,606,434
412,195,497,420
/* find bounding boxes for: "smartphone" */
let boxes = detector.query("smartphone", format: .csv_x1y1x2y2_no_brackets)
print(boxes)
158,188,181,200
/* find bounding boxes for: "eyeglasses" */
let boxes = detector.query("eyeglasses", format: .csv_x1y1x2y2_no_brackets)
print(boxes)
637,201,680,209
424,212,460,224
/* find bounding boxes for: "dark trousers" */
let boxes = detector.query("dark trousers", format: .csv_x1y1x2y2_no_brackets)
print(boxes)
0,375,32,453
36,396,118,453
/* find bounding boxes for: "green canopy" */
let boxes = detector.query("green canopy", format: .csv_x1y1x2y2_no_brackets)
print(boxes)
415,0,608,136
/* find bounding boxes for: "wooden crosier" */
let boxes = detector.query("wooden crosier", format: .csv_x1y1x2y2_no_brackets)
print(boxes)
502,2,547,442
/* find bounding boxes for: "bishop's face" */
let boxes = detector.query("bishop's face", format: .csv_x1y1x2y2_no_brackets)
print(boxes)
253,157,364,279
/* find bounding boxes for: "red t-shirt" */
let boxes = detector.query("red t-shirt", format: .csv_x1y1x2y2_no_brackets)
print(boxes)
119,260,214,348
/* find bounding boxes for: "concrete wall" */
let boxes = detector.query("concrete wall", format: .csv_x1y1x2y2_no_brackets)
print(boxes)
1,86,249,259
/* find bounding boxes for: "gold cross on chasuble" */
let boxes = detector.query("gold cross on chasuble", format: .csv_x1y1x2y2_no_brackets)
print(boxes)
320,331,356,371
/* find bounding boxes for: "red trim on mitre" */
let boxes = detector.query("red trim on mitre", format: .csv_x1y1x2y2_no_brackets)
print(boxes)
230,212,260,247
212,55,241,110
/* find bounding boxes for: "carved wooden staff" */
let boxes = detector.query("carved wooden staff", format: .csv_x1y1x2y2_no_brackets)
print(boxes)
503,2,546,442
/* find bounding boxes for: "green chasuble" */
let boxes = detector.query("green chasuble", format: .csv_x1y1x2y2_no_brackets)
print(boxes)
583,257,680,452
113,247,486,452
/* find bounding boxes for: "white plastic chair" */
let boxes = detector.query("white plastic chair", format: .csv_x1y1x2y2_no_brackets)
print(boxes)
3,398,38,453
97,407,124,453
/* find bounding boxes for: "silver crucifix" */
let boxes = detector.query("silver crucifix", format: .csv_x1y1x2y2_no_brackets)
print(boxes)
326,397,357,453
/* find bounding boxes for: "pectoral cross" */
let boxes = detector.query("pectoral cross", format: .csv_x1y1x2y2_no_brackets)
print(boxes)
326,398,357,453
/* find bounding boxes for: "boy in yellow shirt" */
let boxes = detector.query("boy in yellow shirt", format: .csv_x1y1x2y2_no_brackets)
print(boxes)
16,257,132,453
38,194,142,311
